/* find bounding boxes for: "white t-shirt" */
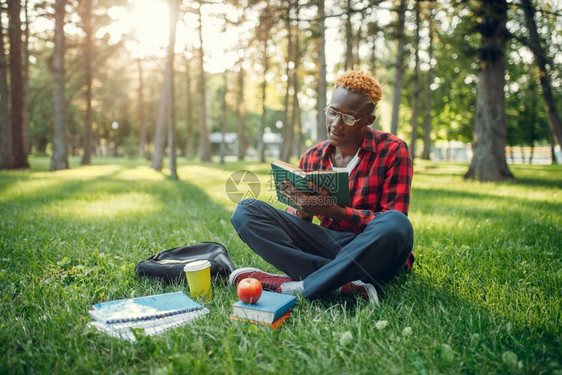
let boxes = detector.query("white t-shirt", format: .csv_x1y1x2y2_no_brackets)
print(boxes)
329,148,361,174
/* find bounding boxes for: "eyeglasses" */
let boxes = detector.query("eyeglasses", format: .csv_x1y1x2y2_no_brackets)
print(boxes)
325,106,372,126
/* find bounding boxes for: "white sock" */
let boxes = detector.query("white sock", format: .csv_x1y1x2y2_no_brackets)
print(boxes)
279,281,304,295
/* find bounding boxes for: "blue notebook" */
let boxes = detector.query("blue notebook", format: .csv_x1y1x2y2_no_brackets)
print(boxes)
89,292,202,324
232,291,297,324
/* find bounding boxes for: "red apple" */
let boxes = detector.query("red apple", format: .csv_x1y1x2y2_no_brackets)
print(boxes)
237,278,263,304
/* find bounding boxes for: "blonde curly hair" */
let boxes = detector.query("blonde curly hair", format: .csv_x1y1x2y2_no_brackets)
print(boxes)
334,71,382,105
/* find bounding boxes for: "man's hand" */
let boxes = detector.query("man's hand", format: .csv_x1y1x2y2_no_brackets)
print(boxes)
278,180,346,220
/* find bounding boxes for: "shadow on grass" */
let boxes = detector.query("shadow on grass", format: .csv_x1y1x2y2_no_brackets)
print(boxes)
2,161,561,373
505,176,562,190
412,186,562,212
298,266,561,372
0,164,265,269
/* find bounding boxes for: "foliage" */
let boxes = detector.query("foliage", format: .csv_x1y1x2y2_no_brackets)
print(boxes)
505,45,550,148
3,0,560,168
0,158,561,373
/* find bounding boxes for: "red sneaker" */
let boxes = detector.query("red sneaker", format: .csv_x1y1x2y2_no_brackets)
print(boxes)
339,280,381,306
229,267,295,293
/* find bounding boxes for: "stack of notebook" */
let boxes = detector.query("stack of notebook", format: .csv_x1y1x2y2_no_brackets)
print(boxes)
88,291,209,341
230,291,297,329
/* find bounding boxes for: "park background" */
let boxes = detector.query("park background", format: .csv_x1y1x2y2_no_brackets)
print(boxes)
1,0,561,373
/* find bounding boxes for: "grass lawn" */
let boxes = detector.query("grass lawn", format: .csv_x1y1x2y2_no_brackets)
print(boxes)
1,156,561,374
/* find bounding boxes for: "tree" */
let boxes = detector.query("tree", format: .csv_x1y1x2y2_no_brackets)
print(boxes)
226,5,247,161
390,0,407,135
464,0,513,181
315,0,327,142
50,0,68,170
505,57,550,163
166,0,180,179
8,0,29,168
219,71,228,164
257,5,272,163
197,4,211,162
367,17,379,78
291,15,301,158
151,68,170,169
151,0,180,178
421,1,434,160
22,0,29,155
409,0,421,160
519,0,562,150
279,0,305,162
280,1,293,162
344,0,353,71
184,52,195,158
137,56,147,158
236,57,245,160
80,0,94,165
0,3,11,168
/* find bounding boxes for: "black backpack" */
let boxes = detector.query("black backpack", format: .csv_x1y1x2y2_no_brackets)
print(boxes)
135,242,235,284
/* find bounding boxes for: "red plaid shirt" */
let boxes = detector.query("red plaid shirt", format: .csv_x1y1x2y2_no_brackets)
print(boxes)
288,127,414,268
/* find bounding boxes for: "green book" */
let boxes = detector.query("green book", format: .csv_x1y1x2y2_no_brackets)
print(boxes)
271,160,350,211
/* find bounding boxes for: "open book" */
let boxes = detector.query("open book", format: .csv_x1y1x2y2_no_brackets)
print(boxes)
271,160,350,211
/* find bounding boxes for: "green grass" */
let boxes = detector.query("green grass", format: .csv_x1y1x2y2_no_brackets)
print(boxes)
1,156,561,374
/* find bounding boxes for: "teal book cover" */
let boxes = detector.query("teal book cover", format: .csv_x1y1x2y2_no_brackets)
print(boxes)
232,291,297,324
271,160,350,210
89,292,202,324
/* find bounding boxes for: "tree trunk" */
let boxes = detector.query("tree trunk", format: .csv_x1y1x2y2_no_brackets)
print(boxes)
50,0,67,171
291,17,300,159
294,90,302,158
280,4,294,163
422,2,434,160
549,136,557,164
197,6,211,162
184,54,194,158
368,15,378,78
152,0,180,172
353,11,365,69
137,57,147,158
520,0,562,149
259,36,268,163
0,5,12,168
220,71,227,164
528,79,537,165
8,0,29,168
151,67,170,170
390,0,407,135
464,0,513,181
166,0,180,179
316,0,327,142
344,0,353,71
236,59,245,160
409,0,421,160
22,0,29,155
81,0,93,165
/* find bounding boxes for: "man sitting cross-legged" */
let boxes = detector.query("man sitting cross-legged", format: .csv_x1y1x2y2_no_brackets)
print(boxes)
230,71,414,306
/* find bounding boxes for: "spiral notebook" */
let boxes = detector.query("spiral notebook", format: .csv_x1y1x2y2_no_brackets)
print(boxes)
89,308,209,341
89,291,203,324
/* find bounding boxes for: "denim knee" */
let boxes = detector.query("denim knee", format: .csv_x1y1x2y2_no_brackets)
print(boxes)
368,210,413,244
231,198,260,231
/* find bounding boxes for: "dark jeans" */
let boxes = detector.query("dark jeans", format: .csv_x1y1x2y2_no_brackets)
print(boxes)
231,199,414,300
